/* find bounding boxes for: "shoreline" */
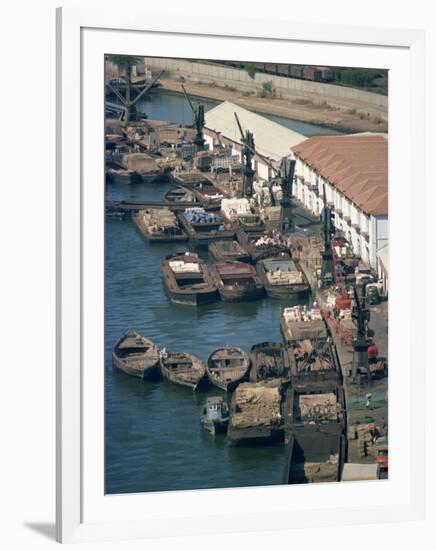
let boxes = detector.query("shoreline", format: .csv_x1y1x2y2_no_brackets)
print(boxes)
156,78,388,134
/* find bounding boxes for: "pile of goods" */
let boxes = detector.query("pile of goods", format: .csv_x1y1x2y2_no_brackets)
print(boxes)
231,381,282,429
302,454,339,483
221,198,251,220
142,208,178,233
169,259,201,274
122,153,160,174
266,270,303,285
283,305,322,323
253,232,284,248
297,392,339,423
184,208,225,226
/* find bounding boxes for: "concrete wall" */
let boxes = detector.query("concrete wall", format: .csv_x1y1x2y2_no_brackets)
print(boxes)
144,57,388,110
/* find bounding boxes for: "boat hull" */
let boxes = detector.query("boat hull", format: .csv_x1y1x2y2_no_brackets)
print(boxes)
112,351,160,379
218,284,264,302
165,287,219,307
201,417,229,435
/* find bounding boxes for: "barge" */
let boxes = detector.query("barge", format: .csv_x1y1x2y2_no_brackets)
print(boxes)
112,329,160,379
280,305,328,345
206,346,251,392
159,350,207,390
208,240,251,264
282,427,346,484
249,342,291,382
161,252,219,306
200,396,230,435
288,337,342,385
210,261,264,302
132,208,187,243
256,254,310,300
178,208,234,249
163,186,197,204
236,227,287,263
227,380,285,446
107,167,143,185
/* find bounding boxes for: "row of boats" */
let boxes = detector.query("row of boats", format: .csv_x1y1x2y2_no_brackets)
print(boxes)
113,329,290,392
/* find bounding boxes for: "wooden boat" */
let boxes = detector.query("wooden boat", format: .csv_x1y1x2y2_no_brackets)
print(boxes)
256,253,310,300
208,240,251,264
178,209,234,249
107,167,143,185
206,346,251,392
190,180,226,208
161,252,219,306
210,261,264,302
163,186,197,204
236,227,288,263
249,341,291,382
159,351,207,390
171,170,212,188
132,208,187,243
200,396,230,435
112,329,160,379
122,153,164,183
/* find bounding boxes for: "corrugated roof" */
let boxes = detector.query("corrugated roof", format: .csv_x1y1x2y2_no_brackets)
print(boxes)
204,101,307,161
292,135,388,216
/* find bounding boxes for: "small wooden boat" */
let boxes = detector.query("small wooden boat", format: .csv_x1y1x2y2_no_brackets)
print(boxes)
200,396,230,435
132,208,188,243
208,240,251,264
210,261,264,302
171,170,212,188
161,252,219,306
236,227,288,263
256,253,310,300
112,329,160,379
107,167,143,185
163,186,197,204
206,346,251,392
159,350,207,390
178,209,234,249
249,341,291,382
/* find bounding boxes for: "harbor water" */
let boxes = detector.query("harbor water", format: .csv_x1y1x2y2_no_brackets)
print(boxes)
105,91,342,495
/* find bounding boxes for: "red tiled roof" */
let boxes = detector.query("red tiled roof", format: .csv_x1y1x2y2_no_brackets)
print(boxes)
292,135,388,216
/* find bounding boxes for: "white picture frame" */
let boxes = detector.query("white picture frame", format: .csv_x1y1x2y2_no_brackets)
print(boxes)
56,5,426,543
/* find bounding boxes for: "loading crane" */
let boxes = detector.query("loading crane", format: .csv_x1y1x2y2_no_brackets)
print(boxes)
350,286,372,384
181,85,206,149
319,185,336,288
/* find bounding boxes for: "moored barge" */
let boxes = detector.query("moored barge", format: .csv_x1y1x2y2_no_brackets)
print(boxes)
161,252,219,306
206,346,251,392
249,341,291,382
178,208,234,249
208,240,251,264
112,329,160,379
132,208,187,243
236,227,287,263
280,305,328,345
163,186,197,204
256,254,310,300
210,261,264,302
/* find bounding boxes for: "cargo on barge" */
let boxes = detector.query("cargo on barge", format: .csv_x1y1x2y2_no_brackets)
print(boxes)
236,227,287,263
280,305,328,345
210,261,264,302
132,208,187,243
256,254,310,300
178,208,234,249
227,380,285,446
161,252,219,306
249,342,291,382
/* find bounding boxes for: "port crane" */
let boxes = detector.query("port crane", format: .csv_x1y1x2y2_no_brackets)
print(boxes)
350,286,372,384
233,112,296,204
181,85,206,149
106,70,163,122
319,185,336,288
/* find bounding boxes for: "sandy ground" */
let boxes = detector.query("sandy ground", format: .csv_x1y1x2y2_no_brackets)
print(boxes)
158,77,388,134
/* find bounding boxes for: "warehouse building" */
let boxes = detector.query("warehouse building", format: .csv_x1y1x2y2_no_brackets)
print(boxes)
291,134,388,269
204,101,306,180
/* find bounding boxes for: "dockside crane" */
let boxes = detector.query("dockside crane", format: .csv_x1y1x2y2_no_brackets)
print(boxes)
320,185,336,288
350,286,372,384
181,85,206,149
234,112,256,197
